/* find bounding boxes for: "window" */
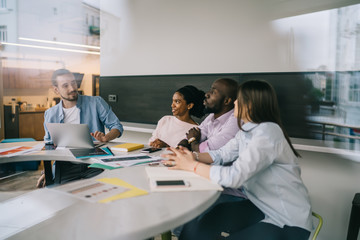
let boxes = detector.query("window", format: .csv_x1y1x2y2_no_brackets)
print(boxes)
0,25,7,42
0,0,6,9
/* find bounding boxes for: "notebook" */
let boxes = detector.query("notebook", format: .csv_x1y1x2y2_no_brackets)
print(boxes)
110,143,144,152
45,123,94,148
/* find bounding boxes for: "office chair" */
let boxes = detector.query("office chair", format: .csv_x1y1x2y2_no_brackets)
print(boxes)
161,231,171,240
311,211,323,240
346,193,360,240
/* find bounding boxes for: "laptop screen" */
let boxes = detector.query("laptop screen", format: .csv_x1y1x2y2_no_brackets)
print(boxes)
45,123,94,148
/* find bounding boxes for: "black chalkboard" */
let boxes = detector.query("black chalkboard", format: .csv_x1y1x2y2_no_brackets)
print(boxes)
100,74,240,124
100,72,311,138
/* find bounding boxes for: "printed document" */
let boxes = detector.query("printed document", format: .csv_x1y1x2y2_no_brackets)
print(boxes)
92,154,162,168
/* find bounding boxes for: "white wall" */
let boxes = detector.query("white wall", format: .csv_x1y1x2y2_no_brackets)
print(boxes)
100,1,360,239
100,0,359,76
299,150,360,240
100,0,288,75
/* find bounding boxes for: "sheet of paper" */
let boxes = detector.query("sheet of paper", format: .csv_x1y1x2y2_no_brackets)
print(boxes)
53,178,129,203
51,177,148,203
145,167,223,192
0,143,44,157
92,154,162,168
96,178,148,203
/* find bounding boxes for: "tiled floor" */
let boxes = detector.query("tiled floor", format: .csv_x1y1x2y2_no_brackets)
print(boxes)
0,169,41,191
0,169,178,240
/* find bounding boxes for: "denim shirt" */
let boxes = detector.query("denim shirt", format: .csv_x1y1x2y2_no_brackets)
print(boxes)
44,95,123,142
209,122,313,231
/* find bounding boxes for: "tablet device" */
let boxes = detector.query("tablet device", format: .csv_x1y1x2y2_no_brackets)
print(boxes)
45,123,94,148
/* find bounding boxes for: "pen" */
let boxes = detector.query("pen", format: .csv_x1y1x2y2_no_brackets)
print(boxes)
106,146,114,156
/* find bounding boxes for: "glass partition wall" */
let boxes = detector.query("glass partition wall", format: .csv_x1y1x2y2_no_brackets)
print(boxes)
0,1,100,112
1,1,360,152
272,4,360,151
0,0,100,141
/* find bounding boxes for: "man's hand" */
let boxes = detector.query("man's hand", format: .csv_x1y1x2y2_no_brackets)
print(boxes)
36,172,46,188
186,127,201,142
177,139,190,149
149,138,169,148
91,131,108,142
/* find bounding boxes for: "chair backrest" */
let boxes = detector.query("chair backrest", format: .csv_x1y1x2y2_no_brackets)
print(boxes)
311,211,323,240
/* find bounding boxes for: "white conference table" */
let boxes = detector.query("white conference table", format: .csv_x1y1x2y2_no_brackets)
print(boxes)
0,142,221,240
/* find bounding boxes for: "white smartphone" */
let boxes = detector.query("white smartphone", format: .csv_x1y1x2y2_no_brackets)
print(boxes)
152,180,190,188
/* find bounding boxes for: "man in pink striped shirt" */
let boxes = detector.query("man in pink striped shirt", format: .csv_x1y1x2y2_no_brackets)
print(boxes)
178,78,239,152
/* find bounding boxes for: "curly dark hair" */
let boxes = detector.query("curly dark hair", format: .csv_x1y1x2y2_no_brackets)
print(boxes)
176,85,205,118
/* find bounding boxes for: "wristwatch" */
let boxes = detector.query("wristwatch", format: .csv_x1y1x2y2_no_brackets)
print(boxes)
188,137,197,144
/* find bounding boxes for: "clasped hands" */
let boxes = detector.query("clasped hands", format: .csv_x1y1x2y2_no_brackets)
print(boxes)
161,146,197,172
186,127,201,142
177,127,201,149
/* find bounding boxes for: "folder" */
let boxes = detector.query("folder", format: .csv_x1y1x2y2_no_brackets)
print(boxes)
110,143,144,152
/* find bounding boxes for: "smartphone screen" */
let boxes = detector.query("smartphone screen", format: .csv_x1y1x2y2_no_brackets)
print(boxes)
141,147,161,153
156,180,186,186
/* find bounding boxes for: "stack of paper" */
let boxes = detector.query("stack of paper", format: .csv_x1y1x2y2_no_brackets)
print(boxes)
145,167,223,192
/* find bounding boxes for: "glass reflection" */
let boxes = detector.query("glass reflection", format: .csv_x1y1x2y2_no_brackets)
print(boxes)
273,4,360,150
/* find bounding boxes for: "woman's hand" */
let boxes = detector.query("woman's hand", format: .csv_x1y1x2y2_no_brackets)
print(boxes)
150,139,169,148
161,146,197,172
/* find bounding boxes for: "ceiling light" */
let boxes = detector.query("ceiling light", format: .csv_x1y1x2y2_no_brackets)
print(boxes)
1,42,100,55
19,37,100,50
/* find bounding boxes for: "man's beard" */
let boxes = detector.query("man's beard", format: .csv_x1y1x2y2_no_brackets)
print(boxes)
204,106,215,114
203,97,224,114
60,91,78,101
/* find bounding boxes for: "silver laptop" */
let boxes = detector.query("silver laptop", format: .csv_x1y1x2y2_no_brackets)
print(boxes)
46,123,94,148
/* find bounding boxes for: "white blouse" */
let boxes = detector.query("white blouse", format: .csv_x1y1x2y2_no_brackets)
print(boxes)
209,122,313,231
149,115,197,147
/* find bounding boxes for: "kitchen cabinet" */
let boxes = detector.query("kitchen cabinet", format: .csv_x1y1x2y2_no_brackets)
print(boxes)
19,111,45,140
3,67,53,89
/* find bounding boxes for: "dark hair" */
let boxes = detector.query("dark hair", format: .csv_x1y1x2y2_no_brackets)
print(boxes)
216,78,238,103
237,79,300,157
176,85,205,118
51,69,74,86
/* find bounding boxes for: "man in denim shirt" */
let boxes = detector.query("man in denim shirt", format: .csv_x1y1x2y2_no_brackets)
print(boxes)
37,69,123,187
